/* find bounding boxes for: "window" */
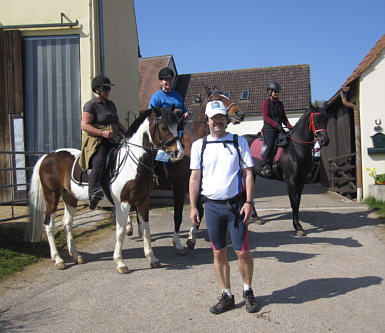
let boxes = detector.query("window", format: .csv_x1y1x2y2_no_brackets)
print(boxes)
240,90,250,100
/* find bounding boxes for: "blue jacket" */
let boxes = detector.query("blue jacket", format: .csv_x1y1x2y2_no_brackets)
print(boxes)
149,89,188,114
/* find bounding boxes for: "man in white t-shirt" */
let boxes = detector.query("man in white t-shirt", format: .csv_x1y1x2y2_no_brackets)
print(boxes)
189,100,258,314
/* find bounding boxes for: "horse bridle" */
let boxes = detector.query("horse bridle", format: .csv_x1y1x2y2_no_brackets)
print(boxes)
291,111,327,145
121,113,180,183
151,115,179,151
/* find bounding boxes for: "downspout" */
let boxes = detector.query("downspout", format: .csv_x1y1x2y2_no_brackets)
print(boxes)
99,0,105,75
340,87,363,202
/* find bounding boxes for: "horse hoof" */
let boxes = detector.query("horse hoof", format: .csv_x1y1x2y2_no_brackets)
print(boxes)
175,248,187,256
126,230,133,237
117,266,130,274
186,239,196,250
75,256,85,265
55,262,66,270
296,230,306,237
150,262,161,269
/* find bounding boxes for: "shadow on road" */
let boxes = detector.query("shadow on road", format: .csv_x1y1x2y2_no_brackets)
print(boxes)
256,276,382,310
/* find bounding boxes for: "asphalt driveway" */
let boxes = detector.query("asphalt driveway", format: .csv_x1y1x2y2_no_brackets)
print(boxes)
1,177,384,332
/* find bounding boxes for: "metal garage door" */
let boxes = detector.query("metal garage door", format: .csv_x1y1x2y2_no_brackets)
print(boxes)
23,35,81,153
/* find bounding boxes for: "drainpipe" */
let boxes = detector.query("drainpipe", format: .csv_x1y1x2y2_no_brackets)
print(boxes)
99,0,105,75
340,87,363,202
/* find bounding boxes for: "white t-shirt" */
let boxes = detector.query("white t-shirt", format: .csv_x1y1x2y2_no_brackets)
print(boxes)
190,133,254,200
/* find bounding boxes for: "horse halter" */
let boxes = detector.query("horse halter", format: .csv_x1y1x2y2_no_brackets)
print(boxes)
151,115,179,151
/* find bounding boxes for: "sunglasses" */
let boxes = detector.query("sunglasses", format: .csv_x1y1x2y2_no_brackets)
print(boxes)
101,86,111,92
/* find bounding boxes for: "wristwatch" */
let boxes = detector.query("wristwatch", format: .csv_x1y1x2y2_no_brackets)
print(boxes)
245,201,253,205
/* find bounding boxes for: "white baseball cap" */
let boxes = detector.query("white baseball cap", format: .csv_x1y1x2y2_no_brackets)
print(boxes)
205,100,227,118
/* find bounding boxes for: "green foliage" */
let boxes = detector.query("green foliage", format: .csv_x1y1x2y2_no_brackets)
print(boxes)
364,197,385,218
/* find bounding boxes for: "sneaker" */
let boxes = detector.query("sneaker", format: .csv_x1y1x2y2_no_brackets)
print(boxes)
89,189,104,210
209,293,235,315
243,289,258,313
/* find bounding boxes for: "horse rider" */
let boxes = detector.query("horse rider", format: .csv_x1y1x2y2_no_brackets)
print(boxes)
189,100,258,314
149,67,189,163
149,67,189,121
261,82,293,177
80,75,127,210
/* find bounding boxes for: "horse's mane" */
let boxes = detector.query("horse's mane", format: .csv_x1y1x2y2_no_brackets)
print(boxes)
292,108,311,131
125,109,152,139
125,107,180,139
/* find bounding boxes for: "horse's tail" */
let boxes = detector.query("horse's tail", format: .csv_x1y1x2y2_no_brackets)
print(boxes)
24,155,47,243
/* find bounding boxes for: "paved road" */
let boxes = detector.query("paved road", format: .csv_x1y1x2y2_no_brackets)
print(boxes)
1,178,385,332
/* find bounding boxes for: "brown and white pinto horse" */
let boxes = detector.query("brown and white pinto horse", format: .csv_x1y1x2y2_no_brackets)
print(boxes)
128,86,246,254
244,104,329,236
25,106,184,272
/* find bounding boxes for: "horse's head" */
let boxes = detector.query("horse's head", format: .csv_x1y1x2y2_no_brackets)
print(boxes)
204,86,244,124
309,104,329,147
149,106,184,162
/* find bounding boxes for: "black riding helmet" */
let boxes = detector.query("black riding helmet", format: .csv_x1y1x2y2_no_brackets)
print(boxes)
267,82,281,92
158,67,175,80
92,75,114,92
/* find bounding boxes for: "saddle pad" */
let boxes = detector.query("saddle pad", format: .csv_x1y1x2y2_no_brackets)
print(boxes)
71,154,90,185
249,138,283,162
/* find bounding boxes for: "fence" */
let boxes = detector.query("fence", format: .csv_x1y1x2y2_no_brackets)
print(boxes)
328,152,357,197
0,150,45,223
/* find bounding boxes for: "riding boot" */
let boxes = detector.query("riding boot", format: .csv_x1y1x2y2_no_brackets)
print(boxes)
89,188,104,210
261,164,272,177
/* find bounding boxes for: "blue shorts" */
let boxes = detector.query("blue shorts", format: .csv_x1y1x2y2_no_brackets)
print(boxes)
204,201,249,251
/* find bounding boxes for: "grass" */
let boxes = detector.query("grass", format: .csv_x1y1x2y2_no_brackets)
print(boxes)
0,217,115,279
0,229,48,277
364,197,385,218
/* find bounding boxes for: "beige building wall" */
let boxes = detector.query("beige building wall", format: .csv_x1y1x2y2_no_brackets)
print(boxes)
103,0,139,125
0,0,139,127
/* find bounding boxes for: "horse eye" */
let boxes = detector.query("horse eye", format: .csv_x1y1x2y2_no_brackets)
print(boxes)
161,126,168,131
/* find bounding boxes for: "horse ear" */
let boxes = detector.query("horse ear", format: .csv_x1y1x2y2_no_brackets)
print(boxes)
153,106,162,117
203,85,211,97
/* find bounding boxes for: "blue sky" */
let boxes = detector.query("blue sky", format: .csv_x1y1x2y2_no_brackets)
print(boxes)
134,0,385,102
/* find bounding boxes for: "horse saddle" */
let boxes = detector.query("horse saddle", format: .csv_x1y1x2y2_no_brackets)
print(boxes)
71,145,122,186
249,135,283,163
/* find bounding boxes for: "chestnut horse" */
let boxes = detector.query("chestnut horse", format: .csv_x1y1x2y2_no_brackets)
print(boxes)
127,86,246,254
244,104,329,236
25,106,184,273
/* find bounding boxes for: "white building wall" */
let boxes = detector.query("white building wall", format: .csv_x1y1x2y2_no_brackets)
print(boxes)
358,49,385,197
228,114,302,136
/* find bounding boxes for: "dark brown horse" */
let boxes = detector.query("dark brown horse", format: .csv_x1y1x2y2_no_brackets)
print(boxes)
244,104,329,236
25,106,184,272
135,86,245,254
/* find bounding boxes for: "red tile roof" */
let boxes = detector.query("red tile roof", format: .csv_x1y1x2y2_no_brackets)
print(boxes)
343,34,385,87
175,65,311,115
138,55,174,110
